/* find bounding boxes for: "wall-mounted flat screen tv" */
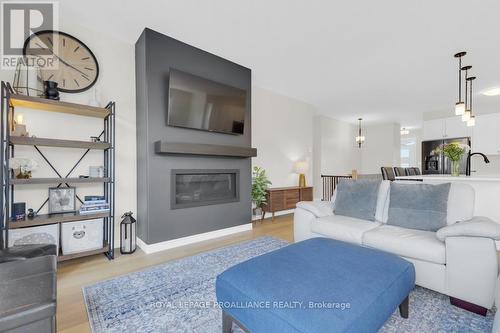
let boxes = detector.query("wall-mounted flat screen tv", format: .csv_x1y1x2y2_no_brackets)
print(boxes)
167,69,246,135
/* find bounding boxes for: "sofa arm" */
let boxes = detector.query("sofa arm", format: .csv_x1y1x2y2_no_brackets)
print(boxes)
296,201,334,218
436,216,500,242
446,236,498,309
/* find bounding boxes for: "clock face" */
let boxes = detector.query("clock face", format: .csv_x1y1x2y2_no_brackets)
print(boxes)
23,31,99,93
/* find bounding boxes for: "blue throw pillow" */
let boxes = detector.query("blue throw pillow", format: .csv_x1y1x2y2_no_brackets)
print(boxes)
334,179,381,221
387,182,451,232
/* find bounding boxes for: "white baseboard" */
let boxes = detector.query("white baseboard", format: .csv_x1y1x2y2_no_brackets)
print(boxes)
137,223,253,254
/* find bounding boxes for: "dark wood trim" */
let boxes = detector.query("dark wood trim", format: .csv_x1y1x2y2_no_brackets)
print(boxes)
57,241,109,262
450,297,487,316
399,296,409,318
9,94,110,118
9,211,110,229
10,177,110,185
261,186,313,221
10,136,110,149
154,141,257,158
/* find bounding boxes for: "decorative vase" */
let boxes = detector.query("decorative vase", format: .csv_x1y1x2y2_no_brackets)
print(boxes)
43,80,60,100
451,160,460,177
12,59,44,96
253,207,262,217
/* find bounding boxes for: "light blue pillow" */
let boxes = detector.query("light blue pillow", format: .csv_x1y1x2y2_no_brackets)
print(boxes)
387,182,451,232
334,179,381,221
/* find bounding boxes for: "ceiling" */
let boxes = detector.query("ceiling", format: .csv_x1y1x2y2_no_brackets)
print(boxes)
62,0,500,128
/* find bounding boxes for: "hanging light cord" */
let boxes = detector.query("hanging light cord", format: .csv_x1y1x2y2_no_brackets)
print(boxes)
458,57,462,102
469,78,473,116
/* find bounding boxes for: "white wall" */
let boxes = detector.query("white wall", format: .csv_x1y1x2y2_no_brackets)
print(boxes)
251,86,315,190
312,115,359,198
359,123,401,174
0,19,136,247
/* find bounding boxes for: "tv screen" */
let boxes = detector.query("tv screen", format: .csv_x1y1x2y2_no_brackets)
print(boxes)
167,69,246,135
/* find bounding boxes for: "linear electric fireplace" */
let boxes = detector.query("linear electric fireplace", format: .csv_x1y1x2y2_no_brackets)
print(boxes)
171,169,240,209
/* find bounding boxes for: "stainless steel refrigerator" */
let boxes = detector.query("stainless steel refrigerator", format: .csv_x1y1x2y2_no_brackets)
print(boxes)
421,137,470,175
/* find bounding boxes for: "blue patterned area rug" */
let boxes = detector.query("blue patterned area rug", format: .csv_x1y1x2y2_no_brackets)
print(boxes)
83,237,494,333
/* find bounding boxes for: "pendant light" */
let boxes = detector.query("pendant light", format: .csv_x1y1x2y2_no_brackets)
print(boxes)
355,118,365,148
466,76,476,127
461,65,472,122
454,52,466,115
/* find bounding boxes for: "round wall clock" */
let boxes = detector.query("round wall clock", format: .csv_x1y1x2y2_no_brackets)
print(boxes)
23,30,99,93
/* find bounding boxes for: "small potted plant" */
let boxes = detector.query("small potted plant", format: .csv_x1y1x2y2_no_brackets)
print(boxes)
251,166,271,216
434,142,469,176
10,157,38,179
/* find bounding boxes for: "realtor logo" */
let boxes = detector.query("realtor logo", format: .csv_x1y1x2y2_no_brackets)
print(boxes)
1,1,59,69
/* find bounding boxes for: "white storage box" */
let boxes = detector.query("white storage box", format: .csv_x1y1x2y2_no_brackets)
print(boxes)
9,224,59,254
61,219,103,255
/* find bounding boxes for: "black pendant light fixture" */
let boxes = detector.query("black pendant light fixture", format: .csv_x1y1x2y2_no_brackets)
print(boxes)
461,65,472,122
355,118,365,148
454,52,466,115
466,76,476,127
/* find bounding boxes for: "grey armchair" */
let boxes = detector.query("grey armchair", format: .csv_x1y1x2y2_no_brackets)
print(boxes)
0,244,57,333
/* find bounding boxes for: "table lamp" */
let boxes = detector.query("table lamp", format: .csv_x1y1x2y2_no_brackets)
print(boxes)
294,161,309,187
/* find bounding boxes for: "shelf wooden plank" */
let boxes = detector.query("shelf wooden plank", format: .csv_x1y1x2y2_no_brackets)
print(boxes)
10,177,110,185
8,211,110,229
58,241,109,262
155,141,257,158
9,94,110,118
10,136,110,149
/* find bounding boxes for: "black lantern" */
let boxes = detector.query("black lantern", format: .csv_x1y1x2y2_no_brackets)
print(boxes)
120,212,137,254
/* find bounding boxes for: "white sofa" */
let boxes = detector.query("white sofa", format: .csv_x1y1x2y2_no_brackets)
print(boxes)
294,181,500,310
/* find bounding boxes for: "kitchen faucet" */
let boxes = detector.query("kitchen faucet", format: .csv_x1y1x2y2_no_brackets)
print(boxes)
466,152,490,176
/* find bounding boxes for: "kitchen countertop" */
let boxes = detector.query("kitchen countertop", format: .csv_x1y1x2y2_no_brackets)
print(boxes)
395,174,500,182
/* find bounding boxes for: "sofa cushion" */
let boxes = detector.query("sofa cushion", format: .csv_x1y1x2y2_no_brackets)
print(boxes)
312,215,381,245
334,179,381,221
362,225,446,264
331,180,390,222
387,182,451,232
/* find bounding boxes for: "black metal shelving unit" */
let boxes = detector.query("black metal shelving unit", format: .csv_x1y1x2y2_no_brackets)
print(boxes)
0,81,115,261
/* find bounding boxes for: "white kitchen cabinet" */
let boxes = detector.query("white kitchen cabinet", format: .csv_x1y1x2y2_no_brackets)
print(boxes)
423,117,469,140
423,119,445,140
444,116,469,139
471,113,500,155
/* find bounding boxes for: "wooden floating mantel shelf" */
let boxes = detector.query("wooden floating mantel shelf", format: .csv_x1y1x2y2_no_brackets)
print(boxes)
10,177,110,185
9,94,110,118
9,211,110,229
10,136,111,150
154,141,257,158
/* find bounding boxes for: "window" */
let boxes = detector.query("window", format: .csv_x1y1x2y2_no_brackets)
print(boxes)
401,137,417,167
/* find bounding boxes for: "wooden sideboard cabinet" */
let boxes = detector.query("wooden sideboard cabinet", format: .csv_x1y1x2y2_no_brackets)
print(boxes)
261,186,313,221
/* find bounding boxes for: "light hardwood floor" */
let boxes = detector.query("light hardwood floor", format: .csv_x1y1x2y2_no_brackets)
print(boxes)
57,215,294,333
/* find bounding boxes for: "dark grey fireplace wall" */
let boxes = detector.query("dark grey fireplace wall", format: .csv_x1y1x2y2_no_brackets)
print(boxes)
135,28,252,245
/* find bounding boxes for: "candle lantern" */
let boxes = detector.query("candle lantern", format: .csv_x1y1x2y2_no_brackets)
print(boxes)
120,212,137,254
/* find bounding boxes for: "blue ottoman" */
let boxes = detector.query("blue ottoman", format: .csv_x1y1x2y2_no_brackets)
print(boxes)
216,238,415,333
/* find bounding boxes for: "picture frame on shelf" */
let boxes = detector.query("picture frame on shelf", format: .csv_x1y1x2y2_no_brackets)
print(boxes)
48,187,76,214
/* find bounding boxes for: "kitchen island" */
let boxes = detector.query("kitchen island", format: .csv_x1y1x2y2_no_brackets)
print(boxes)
396,175,500,225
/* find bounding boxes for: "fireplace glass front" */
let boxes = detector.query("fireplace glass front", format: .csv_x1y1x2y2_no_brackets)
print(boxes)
171,169,239,209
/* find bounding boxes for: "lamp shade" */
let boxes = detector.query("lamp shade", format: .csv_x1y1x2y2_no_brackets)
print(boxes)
462,110,471,122
455,102,465,115
294,161,309,174
467,116,475,127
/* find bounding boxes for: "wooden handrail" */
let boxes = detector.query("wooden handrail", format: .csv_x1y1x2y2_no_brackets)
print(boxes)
321,175,352,201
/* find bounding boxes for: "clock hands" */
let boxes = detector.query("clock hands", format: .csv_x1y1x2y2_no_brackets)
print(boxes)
43,45,90,78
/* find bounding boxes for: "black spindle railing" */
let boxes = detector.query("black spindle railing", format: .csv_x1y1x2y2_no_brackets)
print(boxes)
321,175,352,201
